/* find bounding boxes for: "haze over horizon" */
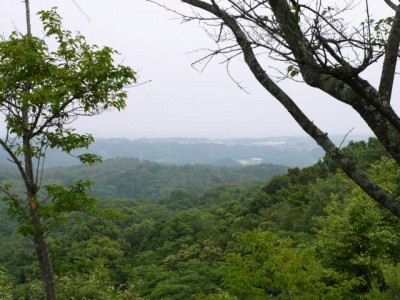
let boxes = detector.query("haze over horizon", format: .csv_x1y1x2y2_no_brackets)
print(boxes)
0,1,395,139
89,133,372,142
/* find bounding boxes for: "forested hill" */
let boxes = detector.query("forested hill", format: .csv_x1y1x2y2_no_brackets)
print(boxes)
2,138,400,299
42,158,287,199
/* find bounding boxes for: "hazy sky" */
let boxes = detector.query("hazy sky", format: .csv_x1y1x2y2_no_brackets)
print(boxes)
0,1,397,139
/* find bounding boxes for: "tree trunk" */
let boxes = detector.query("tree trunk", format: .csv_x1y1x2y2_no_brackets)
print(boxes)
22,116,57,299
25,0,32,36
33,221,57,300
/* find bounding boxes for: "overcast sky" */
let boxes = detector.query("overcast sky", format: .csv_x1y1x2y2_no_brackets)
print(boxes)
0,1,397,139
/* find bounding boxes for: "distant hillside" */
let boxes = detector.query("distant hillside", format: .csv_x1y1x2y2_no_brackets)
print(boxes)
42,158,287,200
0,137,322,168
0,136,369,168
88,137,323,167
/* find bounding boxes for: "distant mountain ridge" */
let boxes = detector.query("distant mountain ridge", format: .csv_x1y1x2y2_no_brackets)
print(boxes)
0,136,369,168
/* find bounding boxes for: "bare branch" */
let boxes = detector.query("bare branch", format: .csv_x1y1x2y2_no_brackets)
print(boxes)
379,10,400,101
225,59,250,94
70,0,92,22
339,127,355,149
383,0,400,11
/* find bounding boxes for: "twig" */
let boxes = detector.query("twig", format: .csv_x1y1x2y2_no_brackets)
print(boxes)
70,0,92,23
127,80,152,88
339,127,355,149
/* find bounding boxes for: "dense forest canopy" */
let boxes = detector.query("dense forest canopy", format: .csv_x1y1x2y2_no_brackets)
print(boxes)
2,138,400,299
1,158,287,200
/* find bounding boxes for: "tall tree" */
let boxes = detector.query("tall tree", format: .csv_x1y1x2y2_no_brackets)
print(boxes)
151,0,400,216
0,3,135,299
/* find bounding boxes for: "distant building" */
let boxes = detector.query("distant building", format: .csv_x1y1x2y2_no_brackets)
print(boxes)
235,158,263,166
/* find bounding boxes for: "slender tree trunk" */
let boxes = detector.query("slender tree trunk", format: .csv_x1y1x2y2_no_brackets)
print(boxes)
22,1,57,298
25,0,32,36
27,173,57,299
22,121,57,298
29,195,57,299
32,219,57,300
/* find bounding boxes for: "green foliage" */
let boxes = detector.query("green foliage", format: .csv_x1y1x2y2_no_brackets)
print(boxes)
368,16,395,47
366,264,400,299
218,229,360,299
369,157,400,199
1,180,98,236
11,279,44,300
196,291,237,300
0,8,135,149
57,264,143,299
322,137,388,173
287,64,299,77
1,138,399,299
0,184,27,223
250,138,389,234
315,158,400,291
0,8,135,297
40,180,97,225
161,189,200,210
42,158,284,200
150,258,219,299
252,164,330,232
0,6,135,230
0,267,13,299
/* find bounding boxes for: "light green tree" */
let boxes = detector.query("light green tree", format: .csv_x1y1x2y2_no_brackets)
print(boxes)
315,158,400,292
0,5,135,299
216,229,359,299
0,267,13,300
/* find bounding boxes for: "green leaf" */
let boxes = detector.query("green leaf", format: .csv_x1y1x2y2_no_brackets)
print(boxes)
78,153,102,166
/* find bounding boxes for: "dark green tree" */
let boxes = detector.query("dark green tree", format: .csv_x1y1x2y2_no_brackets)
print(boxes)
0,4,135,299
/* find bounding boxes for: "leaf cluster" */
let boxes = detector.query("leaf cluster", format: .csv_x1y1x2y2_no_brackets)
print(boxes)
0,8,135,157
